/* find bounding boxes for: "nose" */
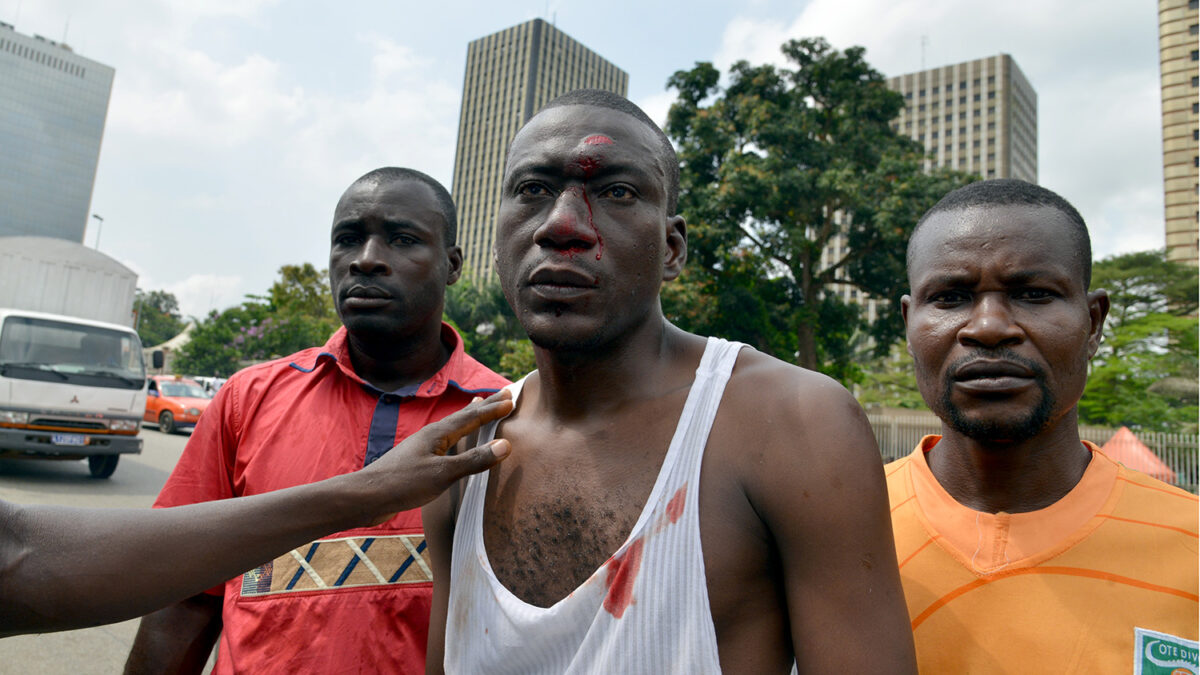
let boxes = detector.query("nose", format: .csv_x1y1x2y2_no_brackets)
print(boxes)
957,293,1024,348
349,235,392,276
533,187,598,252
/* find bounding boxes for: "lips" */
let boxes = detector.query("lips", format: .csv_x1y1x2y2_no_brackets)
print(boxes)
951,359,1037,393
526,266,598,300
341,284,393,309
345,285,391,299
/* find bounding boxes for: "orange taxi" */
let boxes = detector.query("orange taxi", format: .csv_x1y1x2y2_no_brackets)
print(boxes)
144,375,211,434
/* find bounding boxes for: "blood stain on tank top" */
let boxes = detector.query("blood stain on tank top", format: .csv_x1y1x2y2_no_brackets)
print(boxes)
666,485,686,524
602,538,645,618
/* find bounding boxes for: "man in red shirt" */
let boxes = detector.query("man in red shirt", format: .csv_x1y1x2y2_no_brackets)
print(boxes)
126,167,509,674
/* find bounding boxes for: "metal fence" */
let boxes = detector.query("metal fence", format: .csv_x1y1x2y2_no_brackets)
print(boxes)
867,414,1199,494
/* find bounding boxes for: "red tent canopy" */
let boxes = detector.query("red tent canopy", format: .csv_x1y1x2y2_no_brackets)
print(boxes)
1100,427,1176,483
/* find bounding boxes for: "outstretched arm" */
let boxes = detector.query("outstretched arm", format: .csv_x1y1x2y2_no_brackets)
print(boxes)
0,391,513,638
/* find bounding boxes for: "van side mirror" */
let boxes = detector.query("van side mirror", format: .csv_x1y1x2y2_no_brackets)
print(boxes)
152,350,164,369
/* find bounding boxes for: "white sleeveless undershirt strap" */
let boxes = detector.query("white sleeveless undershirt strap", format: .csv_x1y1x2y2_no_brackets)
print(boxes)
445,337,744,674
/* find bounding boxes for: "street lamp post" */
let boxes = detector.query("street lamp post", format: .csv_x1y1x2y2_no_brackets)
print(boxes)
90,213,104,250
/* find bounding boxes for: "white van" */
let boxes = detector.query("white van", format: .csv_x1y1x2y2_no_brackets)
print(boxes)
0,308,147,478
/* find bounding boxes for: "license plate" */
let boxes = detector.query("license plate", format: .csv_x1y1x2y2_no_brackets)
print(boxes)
51,433,88,446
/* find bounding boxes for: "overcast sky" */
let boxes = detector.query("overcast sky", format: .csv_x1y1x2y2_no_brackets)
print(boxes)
6,0,1167,318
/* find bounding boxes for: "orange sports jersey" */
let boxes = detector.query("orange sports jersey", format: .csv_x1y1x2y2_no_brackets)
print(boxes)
887,436,1198,674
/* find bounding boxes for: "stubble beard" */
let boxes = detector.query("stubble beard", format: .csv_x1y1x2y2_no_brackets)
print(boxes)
935,351,1057,445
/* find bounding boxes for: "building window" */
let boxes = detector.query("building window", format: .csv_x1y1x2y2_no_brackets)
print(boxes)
918,104,926,112
974,93,981,102
987,91,996,99
932,131,939,138
1192,50,1199,61
945,114,953,122
919,89,926,96
959,112,967,120
1190,24,1198,35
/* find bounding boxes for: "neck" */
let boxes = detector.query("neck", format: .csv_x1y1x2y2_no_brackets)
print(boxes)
927,409,1091,514
528,318,695,422
345,323,450,393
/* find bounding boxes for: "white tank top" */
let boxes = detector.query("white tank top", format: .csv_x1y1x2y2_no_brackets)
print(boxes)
445,337,744,674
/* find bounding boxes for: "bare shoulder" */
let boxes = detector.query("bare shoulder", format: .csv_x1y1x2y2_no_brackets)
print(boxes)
720,348,876,456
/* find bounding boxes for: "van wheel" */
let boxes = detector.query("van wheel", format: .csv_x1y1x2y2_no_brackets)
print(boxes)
88,455,119,479
159,411,176,434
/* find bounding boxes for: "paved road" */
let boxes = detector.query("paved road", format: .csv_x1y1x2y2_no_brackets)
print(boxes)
0,427,217,674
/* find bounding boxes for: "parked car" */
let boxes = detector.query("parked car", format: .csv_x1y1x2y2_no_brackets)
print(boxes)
144,375,211,434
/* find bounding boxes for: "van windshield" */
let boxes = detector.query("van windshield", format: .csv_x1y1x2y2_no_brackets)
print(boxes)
0,316,145,389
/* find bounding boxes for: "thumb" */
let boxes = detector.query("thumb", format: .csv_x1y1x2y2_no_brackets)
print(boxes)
441,439,511,481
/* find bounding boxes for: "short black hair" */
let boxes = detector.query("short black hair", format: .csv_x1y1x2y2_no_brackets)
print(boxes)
909,179,1093,288
537,89,680,216
350,167,458,246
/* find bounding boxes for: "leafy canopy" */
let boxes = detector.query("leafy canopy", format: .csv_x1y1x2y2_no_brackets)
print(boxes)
664,38,973,380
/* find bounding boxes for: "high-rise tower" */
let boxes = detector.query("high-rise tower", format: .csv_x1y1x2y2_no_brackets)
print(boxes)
888,53,1037,183
451,19,628,280
1158,0,1198,266
0,22,114,242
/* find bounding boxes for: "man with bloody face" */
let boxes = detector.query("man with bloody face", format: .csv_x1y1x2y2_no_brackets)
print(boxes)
888,179,1198,672
423,90,916,674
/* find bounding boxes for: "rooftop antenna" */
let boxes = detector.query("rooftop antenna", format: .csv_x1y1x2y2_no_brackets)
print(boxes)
920,35,929,70
61,16,69,43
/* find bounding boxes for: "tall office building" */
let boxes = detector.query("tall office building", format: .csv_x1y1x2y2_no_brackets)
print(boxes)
0,22,114,242
822,54,1038,322
888,53,1037,182
1158,0,1198,266
451,18,628,279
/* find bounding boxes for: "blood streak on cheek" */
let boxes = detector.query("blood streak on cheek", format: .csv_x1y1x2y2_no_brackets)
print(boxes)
581,190,604,260
602,538,644,619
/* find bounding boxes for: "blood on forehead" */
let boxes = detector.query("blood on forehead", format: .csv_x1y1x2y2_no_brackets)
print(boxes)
583,134,614,146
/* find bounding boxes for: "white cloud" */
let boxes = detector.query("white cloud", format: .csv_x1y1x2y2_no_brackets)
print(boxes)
165,273,244,320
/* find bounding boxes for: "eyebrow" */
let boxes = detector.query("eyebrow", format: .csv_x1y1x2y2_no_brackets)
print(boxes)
503,158,661,189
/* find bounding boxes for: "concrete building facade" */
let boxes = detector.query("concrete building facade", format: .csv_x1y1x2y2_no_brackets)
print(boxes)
1158,0,1199,266
451,19,628,280
888,53,1037,183
0,22,114,242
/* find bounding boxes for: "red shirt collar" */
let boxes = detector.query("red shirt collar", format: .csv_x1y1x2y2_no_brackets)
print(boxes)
295,323,489,397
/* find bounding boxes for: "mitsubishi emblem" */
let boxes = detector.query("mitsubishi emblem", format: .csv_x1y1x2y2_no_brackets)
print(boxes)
70,396,80,404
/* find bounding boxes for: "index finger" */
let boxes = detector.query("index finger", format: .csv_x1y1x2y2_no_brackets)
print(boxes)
425,389,513,456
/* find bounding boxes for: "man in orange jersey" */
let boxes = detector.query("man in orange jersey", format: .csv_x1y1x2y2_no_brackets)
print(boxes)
890,178,1198,673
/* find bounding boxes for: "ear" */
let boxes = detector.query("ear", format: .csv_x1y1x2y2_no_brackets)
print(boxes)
900,295,914,357
1085,289,1109,359
446,245,463,286
662,215,687,282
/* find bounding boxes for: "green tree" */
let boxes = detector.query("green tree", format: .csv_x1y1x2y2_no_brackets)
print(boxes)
854,343,928,412
1078,250,1198,432
174,265,340,377
444,279,533,378
664,38,974,379
134,289,187,347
